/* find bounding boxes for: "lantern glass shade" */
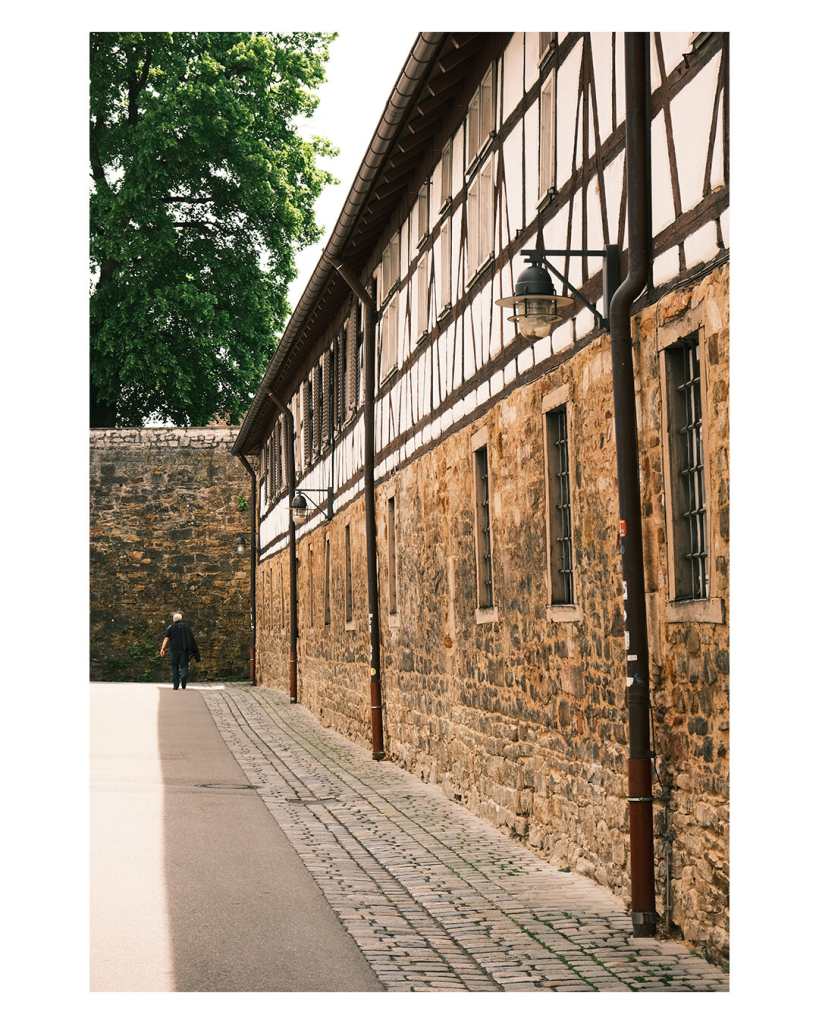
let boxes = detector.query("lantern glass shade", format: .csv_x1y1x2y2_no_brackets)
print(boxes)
496,293,573,341
236,535,246,553
291,492,308,523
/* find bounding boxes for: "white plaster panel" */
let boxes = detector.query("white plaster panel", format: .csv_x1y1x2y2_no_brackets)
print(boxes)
463,313,476,381
551,320,573,354
451,323,463,392
422,348,432,419
719,210,729,249
503,34,525,120
542,201,569,250
523,101,540,227
518,346,534,375
476,380,490,408
651,112,676,235
492,369,505,395
671,53,722,213
652,246,680,287
684,220,719,269
398,285,409,368
502,121,524,247
556,39,582,190
614,34,626,127
488,282,502,360
575,307,595,342
524,32,539,93
585,182,605,274
590,32,616,139
533,334,551,366
463,391,477,418
656,33,690,85
603,150,625,244
711,101,724,189
503,363,515,388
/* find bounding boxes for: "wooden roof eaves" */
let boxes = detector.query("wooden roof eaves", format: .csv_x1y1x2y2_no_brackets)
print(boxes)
232,32,451,458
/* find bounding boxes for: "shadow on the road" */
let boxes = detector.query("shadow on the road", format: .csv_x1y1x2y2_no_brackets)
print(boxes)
157,684,383,992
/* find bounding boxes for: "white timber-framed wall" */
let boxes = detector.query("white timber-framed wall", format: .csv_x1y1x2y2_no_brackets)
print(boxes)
239,32,729,963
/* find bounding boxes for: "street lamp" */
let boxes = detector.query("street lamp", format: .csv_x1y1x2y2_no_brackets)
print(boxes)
290,487,334,524
496,246,620,339
236,535,246,553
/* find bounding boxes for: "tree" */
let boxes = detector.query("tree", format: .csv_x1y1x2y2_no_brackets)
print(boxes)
90,32,337,427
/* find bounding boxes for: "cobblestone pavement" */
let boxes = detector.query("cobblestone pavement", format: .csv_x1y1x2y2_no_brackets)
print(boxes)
199,682,729,993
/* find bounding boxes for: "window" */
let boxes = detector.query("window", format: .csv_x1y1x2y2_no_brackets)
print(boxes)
345,308,358,417
323,535,331,626
387,495,398,616
542,385,579,620
380,294,398,381
415,252,429,343
467,158,494,282
439,141,452,212
301,378,313,467
471,428,496,618
539,32,556,63
308,543,314,628
344,523,353,625
545,407,573,603
539,73,556,202
381,231,400,304
313,362,323,461
414,182,429,249
439,218,452,313
280,561,286,630
665,333,708,601
658,320,723,624
467,63,496,168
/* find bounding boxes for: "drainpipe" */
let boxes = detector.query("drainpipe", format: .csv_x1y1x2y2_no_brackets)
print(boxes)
608,32,657,938
268,392,299,703
237,453,257,685
327,257,386,760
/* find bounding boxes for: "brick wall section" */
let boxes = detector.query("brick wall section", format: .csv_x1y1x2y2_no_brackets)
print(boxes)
90,428,254,681
256,266,729,962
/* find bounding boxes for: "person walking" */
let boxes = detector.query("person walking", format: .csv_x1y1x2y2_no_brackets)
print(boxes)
160,612,201,689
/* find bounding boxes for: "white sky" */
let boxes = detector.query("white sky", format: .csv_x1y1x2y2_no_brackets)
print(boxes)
287,28,421,309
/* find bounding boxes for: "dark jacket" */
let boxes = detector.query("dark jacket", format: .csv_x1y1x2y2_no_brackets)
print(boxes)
165,621,201,662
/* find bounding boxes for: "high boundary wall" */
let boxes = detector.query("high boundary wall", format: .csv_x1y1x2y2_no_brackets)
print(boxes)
90,428,254,682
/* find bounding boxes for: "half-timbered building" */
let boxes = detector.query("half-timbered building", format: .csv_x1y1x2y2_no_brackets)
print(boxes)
233,32,729,962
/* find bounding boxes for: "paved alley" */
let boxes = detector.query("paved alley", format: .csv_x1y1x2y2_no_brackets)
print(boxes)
197,682,729,993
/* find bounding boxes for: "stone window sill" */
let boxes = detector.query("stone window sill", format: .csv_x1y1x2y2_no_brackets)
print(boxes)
665,597,724,624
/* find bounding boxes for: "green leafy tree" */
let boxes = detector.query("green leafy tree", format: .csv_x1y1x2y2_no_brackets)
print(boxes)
90,32,337,427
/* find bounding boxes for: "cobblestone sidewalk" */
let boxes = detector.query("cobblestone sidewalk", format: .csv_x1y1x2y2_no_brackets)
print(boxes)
200,683,728,993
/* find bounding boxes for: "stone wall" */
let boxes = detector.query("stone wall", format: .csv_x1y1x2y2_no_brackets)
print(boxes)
256,266,729,963
90,428,254,682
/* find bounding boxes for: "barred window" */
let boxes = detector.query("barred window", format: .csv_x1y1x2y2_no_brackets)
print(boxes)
473,444,494,609
665,334,708,600
344,523,353,624
324,535,331,626
467,63,496,168
387,496,398,616
545,406,574,604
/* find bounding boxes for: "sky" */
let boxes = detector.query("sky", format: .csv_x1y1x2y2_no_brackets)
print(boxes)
287,28,421,309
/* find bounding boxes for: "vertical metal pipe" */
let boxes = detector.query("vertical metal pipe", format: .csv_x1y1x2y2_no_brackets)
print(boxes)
237,453,257,685
268,393,299,703
608,32,657,937
328,257,386,759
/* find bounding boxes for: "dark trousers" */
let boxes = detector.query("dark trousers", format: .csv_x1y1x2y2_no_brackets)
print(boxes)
170,650,189,689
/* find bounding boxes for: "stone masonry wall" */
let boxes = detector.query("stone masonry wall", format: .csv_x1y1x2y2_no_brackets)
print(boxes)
256,266,729,964
90,428,254,682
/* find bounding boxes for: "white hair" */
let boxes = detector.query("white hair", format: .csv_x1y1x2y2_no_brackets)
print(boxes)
173,612,183,621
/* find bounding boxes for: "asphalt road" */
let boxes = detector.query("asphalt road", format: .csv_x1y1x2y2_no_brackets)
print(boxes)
89,682,383,992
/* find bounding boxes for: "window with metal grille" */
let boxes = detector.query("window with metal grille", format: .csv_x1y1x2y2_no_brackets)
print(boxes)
344,523,353,624
666,334,708,600
545,406,574,604
387,496,398,615
473,444,494,609
324,535,331,626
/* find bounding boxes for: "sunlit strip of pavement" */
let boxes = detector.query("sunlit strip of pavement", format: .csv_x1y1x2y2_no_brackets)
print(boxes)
201,683,729,993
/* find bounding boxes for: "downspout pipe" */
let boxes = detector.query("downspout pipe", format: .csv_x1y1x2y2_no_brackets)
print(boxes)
328,256,386,760
268,393,299,704
608,32,658,938
237,453,257,685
